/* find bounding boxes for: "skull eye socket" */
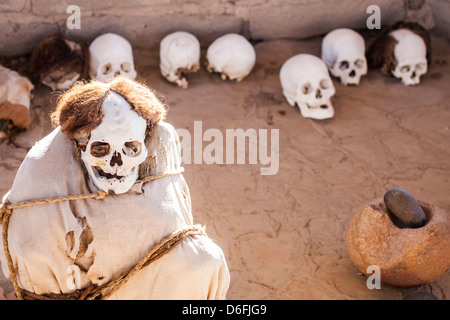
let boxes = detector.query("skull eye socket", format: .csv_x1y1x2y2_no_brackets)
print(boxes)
400,65,410,73
101,63,113,75
416,63,426,71
339,61,349,70
354,59,365,69
123,141,142,157
320,79,331,90
121,62,132,73
302,83,312,94
91,142,110,157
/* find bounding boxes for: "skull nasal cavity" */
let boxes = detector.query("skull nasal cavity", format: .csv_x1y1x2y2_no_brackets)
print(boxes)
110,152,123,167
316,89,322,99
349,70,356,77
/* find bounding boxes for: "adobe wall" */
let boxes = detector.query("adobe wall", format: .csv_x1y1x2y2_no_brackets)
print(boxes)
0,0,448,56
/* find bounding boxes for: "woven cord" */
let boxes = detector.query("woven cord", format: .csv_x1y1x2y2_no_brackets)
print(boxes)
88,224,206,300
1,200,23,300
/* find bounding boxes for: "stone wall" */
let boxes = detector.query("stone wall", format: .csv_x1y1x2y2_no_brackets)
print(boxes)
0,0,448,57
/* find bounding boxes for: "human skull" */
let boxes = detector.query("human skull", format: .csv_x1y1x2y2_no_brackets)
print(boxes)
159,31,200,89
40,38,82,91
89,33,137,81
280,54,335,120
321,28,367,86
81,91,147,194
390,29,428,86
206,33,256,82
29,34,87,91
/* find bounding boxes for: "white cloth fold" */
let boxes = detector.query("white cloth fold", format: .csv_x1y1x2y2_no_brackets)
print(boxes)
0,122,229,299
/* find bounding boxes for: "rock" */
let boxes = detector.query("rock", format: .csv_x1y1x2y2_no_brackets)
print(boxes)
346,198,450,287
383,188,427,228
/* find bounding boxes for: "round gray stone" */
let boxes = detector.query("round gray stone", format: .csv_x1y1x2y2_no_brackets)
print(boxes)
383,188,427,228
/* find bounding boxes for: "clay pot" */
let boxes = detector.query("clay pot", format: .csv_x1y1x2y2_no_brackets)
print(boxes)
346,198,450,287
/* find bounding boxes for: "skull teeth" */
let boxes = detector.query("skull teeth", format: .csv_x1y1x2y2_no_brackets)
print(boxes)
307,103,329,109
94,166,124,180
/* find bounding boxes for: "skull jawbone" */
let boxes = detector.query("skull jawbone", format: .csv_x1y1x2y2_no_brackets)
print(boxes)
86,164,139,194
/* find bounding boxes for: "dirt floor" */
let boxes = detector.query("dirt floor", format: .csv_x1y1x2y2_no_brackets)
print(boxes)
0,34,449,300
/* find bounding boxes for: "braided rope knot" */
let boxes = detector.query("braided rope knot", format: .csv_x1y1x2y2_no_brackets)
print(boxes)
0,200,12,222
94,190,108,200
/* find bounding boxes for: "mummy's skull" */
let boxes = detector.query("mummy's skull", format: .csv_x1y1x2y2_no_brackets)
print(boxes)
89,33,137,81
390,29,428,86
206,33,256,82
81,91,147,194
280,54,335,120
321,28,367,86
160,31,200,88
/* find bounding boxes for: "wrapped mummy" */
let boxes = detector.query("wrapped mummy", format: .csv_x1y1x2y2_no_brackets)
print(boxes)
367,21,431,86
321,28,367,86
206,33,256,82
0,76,229,299
89,33,137,81
160,31,200,88
0,65,33,140
29,33,89,90
280,54,336,120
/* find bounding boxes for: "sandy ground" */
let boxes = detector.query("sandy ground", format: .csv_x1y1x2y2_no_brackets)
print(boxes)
0,34,449,300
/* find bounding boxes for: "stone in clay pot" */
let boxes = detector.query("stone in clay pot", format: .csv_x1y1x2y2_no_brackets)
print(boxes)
346,198,450,287
384,188,426,228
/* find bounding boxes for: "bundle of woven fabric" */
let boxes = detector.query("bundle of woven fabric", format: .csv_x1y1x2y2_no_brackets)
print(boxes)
0,80,229,300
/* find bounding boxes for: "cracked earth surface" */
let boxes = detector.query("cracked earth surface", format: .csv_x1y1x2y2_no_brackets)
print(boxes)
1,35,449,300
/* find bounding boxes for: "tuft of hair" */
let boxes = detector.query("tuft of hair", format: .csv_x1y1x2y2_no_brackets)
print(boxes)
367,21,432,75
367,34,398,75
28,33,89,84
51,76,167,144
